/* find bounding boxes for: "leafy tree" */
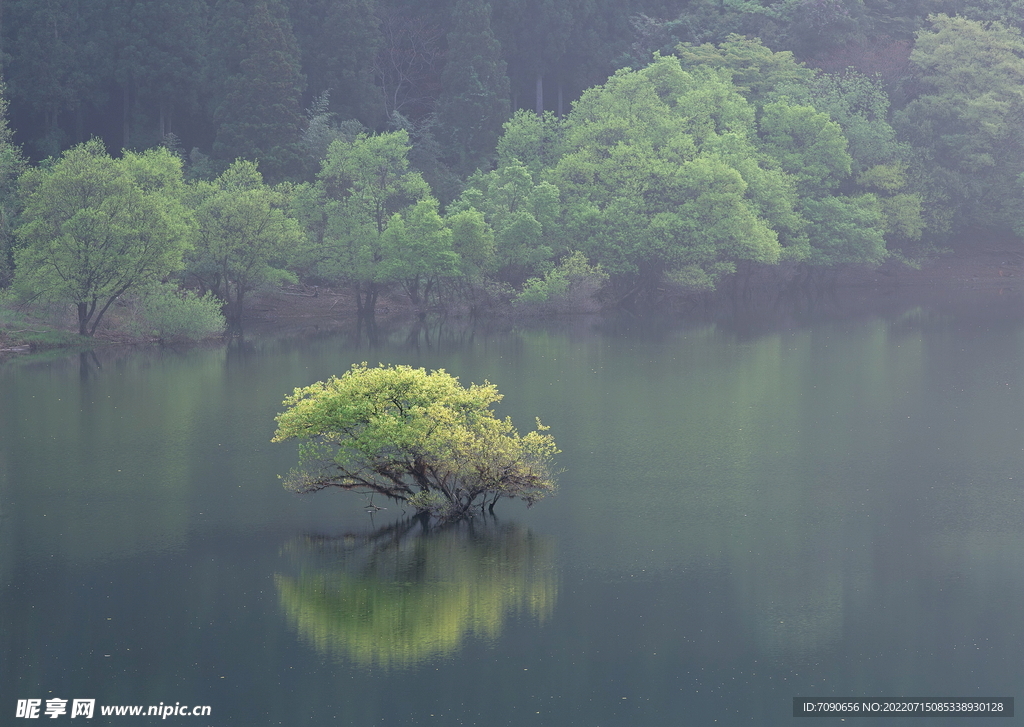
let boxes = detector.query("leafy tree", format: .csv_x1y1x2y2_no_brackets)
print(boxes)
895,14,1024,233
758,101,852,194
13,140,192,335
378,197,461,307
515,250,608,312
451,160,560,285
0,82,26,287
548,58,786,292
799,193,887,269
446,206,495,281
213,1,307,183
272,363,559,521
495,109,565,179
185,159,303,323
435,0,511,175
856,162,925,242
675,34,815,105
803,70,904,174
309,130,431,316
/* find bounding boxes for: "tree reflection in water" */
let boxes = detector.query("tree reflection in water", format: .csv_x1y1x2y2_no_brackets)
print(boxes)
276,516,556,667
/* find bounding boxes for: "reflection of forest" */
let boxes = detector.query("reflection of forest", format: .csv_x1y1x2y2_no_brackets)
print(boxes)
276,518,556,667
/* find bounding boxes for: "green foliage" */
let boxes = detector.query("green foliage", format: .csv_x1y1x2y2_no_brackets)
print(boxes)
447,207,496,279
758,101,852,193
12,140,192,335
495,110,565,180
547,57,786,290
515,250,608,312
452,160,561,285
185,160,303,322
0,83,27,287
128,283,226,342
272,363,558,521
896,14,1024,232
307,130,431,315
803,70,905,173
675,34,815,105
799,193,887,267
379,197,461,305
857,163,925,241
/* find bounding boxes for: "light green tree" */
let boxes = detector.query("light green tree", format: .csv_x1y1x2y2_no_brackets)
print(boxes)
272,363,558,521
895,14,1024,233
495,110,565,180
800,194,887,269
0,82,27,287
185,159,303,323
674,34,815,106
13,140,192,335
311,130,431,317
548,58,787,293
447,207,495,281
758,101,852,194
451,160,560,286
378,197,461,307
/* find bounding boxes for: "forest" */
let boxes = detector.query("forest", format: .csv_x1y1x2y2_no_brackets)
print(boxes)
3,0,1024,335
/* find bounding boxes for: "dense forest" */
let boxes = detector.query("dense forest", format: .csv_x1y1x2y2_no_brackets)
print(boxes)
4,0,1024,335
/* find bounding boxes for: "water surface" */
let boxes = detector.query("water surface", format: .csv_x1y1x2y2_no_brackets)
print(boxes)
3,293,1023,725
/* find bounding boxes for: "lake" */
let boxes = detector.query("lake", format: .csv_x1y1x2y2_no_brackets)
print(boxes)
2,289,1023,725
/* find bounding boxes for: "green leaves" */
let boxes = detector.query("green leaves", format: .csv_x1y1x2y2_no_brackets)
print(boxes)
185,159,303,321
896,14,1024,232
13,140,192,335
273,363,558,520
547,56,786,288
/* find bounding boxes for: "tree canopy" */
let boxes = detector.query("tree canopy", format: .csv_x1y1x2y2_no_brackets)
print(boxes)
13,140,192,335
272,363,558,521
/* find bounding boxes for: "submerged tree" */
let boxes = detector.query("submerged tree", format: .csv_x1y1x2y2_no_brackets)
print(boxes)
272,363,558,521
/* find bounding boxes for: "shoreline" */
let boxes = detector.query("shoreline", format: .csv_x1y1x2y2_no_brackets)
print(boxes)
3,248,1023,359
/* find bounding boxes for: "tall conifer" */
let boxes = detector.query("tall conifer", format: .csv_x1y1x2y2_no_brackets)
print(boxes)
436,0,510,175
213,1,307,182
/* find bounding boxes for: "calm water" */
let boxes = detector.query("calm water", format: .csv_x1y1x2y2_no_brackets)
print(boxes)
2,293,1024,725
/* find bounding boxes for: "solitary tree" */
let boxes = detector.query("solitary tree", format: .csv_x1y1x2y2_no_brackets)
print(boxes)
272,363,558,521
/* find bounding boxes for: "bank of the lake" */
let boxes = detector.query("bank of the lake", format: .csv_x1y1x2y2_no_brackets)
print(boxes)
3,247,1024,360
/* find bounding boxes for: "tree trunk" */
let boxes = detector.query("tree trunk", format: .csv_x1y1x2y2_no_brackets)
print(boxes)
78,302,90,336
123,83,131,148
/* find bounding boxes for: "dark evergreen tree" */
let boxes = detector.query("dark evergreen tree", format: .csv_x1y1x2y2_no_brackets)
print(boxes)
111,0,206,151
3,0,104,157
213,0,307,182
290,0,382,127
436,0,510,175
